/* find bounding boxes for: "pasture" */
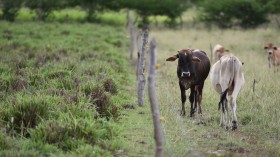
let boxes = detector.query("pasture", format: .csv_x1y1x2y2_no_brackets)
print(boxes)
121,28,280,156
0,9,280,156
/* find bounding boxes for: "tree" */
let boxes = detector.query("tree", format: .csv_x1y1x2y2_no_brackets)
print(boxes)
25,0,62,21
199,0,268,28
0,0,22,21
79,0,120,22
120,0,189,28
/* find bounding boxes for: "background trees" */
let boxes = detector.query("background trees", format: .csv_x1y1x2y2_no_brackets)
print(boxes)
1,0,280,28
198,0,268,28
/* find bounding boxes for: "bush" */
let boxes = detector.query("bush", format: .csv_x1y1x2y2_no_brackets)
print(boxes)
0,0,22,21
199,0,268,28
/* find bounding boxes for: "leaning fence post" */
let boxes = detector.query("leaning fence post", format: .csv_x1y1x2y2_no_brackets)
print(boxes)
148,38,164,157
137,29,149,106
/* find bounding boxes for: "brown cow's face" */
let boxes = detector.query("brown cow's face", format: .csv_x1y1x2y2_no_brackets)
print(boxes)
166,49,201,78
264,43,277,57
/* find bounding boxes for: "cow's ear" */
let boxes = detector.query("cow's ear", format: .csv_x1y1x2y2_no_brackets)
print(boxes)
192,56,201,62
166,55,178,61
264,46,268,50
273,47,277,50
225,49,230,52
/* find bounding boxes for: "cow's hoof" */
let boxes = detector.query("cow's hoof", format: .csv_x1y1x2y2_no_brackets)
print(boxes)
232,121,237,130
225,126,230,131
190,110,196,117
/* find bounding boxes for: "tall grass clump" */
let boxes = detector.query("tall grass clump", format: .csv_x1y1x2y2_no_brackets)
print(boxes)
1,94,57,137
31,114,119,152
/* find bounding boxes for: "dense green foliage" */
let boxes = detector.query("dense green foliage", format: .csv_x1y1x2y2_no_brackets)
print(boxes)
0,22,135,156
0,0,189,26
0,0,22,21
199,0,268,28
2,0,280,28
24,0,63,20
120,0,189,27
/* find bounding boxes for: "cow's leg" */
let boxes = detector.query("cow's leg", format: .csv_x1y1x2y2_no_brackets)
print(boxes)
230,96,238,130
196,84,204,115
230,94,239,130
189,86,195,117
224,98,230,130
220,110,224,127
179,83,186,116
219,90,229,130
230,82,243,130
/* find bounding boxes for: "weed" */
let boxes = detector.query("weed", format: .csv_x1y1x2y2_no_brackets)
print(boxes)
103,79,118,95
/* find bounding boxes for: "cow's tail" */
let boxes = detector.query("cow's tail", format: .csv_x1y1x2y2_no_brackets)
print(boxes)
228,55,235,87
218,88,228,113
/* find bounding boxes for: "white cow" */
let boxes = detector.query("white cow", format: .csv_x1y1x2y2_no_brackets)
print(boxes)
212,44,229,61
210,54,245,130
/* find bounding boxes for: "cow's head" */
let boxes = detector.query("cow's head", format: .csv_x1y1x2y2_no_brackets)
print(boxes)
217,47,230,59
166,49,201,78
264,43,277,57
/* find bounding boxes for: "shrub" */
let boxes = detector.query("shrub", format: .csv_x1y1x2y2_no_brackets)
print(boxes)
199,0,268,28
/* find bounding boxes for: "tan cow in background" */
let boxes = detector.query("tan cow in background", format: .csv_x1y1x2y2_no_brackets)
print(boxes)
210,54,245,130
264,43,280,70
212,44,229,61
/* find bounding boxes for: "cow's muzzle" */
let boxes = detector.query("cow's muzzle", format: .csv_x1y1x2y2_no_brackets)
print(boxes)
181,72,190,78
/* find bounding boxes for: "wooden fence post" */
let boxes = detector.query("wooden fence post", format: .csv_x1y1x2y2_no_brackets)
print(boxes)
136,30,143,77
148,38,164,157
137,29,149,106
128,11,135,60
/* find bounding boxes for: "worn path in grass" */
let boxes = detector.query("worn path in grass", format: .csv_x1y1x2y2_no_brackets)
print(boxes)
120,28,280,157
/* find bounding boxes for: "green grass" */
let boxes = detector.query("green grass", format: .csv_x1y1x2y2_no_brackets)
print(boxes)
119,27,280,156
0,21,136,156
1,8,280,157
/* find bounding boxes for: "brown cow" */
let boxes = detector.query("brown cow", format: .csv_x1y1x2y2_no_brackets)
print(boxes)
264,43,280,71
210,54,245,130
212,44,229,61
166,49,210,117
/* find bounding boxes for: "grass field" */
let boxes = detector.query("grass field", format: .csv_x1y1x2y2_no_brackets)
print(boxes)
0,21,137,156
1,8,280,157
120,27,280,156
